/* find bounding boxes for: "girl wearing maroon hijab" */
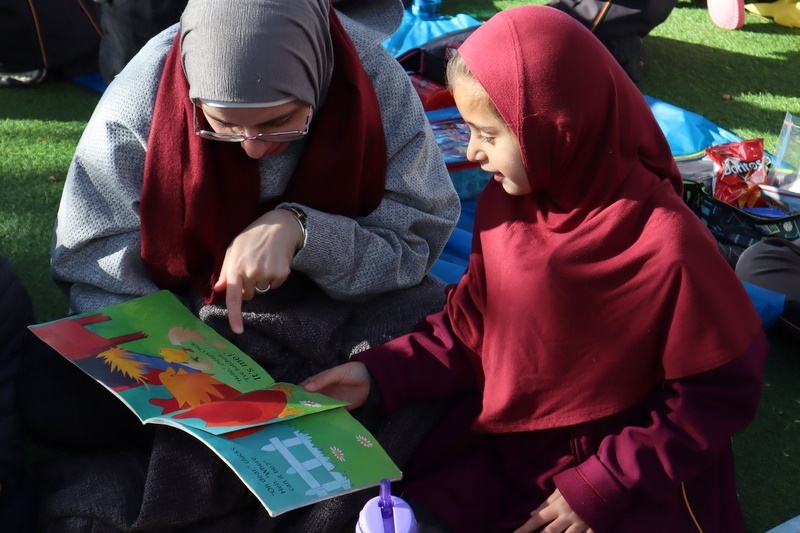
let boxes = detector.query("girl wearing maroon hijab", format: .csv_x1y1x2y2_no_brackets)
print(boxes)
304,5,768,532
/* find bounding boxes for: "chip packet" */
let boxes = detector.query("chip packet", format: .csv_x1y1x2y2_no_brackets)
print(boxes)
706,138,768,209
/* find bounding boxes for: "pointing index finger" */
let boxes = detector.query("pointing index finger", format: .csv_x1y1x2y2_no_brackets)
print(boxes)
226,276,245,334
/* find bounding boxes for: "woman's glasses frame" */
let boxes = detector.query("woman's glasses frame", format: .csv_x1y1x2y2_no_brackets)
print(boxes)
192,102,312,143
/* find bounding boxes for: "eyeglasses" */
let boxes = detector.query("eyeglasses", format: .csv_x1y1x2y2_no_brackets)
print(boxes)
193,102,312,143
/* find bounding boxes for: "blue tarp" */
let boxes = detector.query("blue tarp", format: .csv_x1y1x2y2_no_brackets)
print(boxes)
644,95,742,157
766,514,800,533
71,71,107,93
743,282,786,329
383,1,481,58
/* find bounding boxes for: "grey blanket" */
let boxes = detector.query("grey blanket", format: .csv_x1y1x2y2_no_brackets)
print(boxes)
36,275,450,532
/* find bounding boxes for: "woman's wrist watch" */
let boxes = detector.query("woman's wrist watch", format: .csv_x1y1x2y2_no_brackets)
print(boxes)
279,205,307,252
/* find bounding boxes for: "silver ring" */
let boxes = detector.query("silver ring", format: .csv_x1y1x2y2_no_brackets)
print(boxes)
255,283,271,294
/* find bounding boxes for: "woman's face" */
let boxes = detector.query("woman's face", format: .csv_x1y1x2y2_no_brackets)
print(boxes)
452,79,530,196
198,100,311,159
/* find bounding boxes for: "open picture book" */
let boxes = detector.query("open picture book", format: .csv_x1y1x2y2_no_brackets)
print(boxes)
29,290,401,517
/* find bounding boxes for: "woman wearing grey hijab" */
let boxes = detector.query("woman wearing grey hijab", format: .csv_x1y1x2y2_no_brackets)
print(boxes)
21,0,460,530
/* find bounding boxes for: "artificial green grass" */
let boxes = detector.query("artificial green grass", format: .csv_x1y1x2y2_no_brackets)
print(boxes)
640,3,800,151
1,1,798,531
0,81,99,321
736,330,800,532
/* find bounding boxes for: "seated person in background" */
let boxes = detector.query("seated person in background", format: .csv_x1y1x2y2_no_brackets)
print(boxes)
95,0,189,84
546,0,677,82
20,0,460,530
737,237,800,341
304,5,769,532
0,0,100,86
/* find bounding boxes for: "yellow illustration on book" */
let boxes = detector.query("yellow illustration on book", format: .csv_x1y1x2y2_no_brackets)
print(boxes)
158,367,229,408
95,341,235,411
97,346,149,385
159,346,192,363
98,343,215,387
96,341,315,423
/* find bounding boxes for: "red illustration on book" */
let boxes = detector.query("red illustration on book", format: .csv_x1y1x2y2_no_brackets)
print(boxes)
173,388,291,426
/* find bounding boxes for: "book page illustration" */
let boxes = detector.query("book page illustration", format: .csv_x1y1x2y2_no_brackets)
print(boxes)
29,290,401,516
29,291,343,432
175,408,401,516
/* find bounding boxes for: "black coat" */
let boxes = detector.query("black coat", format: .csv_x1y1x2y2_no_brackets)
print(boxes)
0,257,35,491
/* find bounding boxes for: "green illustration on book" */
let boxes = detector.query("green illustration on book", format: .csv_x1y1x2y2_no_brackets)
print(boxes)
29,290,401,517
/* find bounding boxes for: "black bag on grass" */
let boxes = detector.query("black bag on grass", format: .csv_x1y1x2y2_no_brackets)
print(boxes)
682,178,800,266
397,26,478,88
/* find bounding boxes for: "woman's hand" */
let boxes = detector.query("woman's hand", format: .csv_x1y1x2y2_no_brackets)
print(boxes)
214,208,304,334
514,489,594,533
300,362,371,410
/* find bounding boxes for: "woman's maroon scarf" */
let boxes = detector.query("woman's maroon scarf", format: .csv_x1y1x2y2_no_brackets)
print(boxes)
446,6,763,432
140,7,386,302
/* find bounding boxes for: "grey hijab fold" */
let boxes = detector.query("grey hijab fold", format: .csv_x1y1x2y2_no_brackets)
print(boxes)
180,0,333,108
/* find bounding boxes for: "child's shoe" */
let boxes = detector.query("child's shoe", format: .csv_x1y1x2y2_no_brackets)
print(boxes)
708,0,745,29
0,68,47,87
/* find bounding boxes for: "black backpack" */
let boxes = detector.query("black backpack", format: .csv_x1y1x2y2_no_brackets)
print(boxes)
396,26,478,88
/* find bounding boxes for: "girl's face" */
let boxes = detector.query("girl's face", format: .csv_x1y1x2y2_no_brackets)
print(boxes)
452,79,531,196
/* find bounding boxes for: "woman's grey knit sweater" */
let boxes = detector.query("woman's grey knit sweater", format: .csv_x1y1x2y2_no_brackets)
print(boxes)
51,4,460,314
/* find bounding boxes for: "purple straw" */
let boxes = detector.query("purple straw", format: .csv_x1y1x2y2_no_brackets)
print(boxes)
378,479,396,533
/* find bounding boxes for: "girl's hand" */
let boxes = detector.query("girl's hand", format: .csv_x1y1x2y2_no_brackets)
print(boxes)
300,362,371,410
214,208,304,334
514,489,595,533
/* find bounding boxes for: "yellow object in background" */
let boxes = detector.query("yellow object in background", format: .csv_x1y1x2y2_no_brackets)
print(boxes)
746,0,800,28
